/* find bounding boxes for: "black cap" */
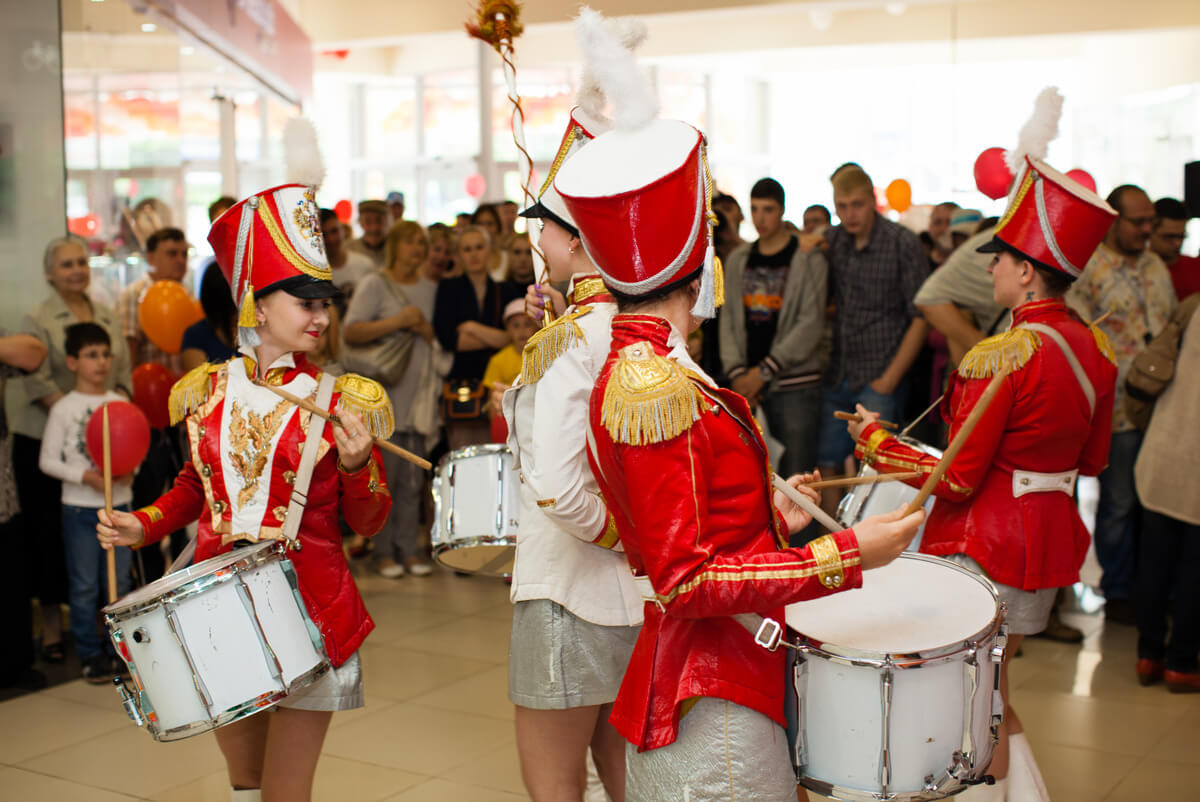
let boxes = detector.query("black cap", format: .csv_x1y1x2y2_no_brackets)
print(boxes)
976,235,1055,273
256,274,341,301
519,200,579,238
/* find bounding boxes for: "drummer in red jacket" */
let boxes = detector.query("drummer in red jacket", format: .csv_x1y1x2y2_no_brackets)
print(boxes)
848,157,1119,801
98,182,392,802
554,99,925,797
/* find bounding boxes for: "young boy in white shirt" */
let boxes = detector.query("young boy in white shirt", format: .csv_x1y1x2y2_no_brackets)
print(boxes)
39,323,135,683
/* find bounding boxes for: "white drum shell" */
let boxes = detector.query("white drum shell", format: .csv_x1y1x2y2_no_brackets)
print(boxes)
430,444,520,576
105,542,328,741
837,437,942,553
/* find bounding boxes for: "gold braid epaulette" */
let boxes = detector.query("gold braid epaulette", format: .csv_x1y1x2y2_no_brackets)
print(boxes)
335,373,395,440
957,328,1040,379
601,341,705,446
519,306,592,386
169,362,221,425
1090,324,1117,365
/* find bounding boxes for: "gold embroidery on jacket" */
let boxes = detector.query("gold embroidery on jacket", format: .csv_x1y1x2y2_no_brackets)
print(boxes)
228,399,291,509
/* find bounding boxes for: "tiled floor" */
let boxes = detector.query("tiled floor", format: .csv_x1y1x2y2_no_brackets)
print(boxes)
3,562,1198,801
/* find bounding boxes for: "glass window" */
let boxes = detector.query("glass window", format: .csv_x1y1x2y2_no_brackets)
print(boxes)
64,92,98,170
364,84,418,160
491,68,574,165
424,71,479,160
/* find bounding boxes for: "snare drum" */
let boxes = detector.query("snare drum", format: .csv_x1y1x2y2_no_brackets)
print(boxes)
431,444,520,576
786,553,1007,801
837,436,942,552
104,541,329,742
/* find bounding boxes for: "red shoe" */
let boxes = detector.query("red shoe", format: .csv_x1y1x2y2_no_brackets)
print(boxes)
1136,658,1165,686
1164,669,1200,693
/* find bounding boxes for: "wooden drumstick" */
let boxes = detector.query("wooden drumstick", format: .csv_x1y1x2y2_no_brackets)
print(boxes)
803,471,921,491
833,411,899,430
102,406,117,604
254,381,433,470
904,361,1011,515
771,473,843,533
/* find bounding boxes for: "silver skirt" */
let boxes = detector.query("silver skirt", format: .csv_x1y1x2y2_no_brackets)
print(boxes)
626,697,796,801
946,554,1056,635
278,651,364,712
509,598,640,710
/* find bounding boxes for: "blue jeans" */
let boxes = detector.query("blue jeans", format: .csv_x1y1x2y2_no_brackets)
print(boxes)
762,384,822,478
816,377,909,467
62,504,132,661
1094,430,1144,601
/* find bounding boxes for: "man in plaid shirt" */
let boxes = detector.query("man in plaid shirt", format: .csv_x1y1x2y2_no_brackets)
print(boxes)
115,227,190,374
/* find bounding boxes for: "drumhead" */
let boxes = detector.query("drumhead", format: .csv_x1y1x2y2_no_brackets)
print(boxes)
785,553,998,654
104,541,280,614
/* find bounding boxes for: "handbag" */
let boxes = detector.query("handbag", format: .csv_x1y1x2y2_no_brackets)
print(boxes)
341,274,416,385
1125,294,1200,430
442,378,486,421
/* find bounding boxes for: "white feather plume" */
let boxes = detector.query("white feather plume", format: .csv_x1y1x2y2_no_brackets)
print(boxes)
574,7,657,131
1007,87,1063,175
283,117,325,188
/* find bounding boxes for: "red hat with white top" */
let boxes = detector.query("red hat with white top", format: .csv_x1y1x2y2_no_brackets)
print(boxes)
519,106,610,237
977,157,1116,278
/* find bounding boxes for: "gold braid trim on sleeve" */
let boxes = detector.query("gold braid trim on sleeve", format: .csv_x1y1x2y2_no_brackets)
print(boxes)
808,534,846,589
957,328,1040,379
858,428,891,465
601,341,704,446
519,306,591,386
335,373,396,441
137,505,164,524
593,513,621,550
169,363,220,425
1090,324,1117,365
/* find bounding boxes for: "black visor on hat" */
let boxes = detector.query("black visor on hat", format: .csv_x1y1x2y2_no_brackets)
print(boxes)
519,201,579,238
256,274,341,301
976,236,1058,275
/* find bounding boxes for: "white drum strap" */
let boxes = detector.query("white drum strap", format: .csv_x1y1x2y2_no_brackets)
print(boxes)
282,372,336,550
1018,322,1095,419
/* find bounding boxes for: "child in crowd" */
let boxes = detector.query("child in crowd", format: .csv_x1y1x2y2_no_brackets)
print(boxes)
484,299,537,442
38,322,134,683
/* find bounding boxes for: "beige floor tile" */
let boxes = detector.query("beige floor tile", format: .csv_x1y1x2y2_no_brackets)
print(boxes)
43,677,130,712
388,614,513,663
381,777,528,801
1102,757,1200,802
0,766,141,801
1013,687,1189,757
442,738,525,796
1148,702,1200,765
152,755,426,802
329,694,400,730
408,665,513,721
19,718,225,798
357,643,495,702
1018,653,1200,710
364,603,463,645
1021,741,1139,801
323,702,513,775
0,694,129,764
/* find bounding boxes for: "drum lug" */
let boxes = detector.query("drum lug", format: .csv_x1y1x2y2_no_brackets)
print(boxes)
112,677,145,728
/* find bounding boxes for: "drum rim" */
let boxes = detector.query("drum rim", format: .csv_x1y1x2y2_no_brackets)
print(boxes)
435,442,511,471
432,537,515,577
103,540,287,620
788,553,1004,667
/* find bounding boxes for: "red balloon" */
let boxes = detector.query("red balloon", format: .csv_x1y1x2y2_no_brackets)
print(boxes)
86,401,151,478
1066,169,1097,193
974,147,1014,200
132,363,174,429
334,199,353,223
464,173,486,200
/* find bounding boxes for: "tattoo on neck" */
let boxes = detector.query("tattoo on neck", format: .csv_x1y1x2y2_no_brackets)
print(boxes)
1025,291,1035,302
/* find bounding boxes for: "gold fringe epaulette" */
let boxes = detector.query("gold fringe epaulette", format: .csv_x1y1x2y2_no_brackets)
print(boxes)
335,373,395,440
1090,324,1117,365
169,362,220,425
601,341,704,446
519,307,592,386
957,328,1041,379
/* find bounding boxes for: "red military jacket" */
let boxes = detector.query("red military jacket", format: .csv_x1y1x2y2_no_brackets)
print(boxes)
132,353,393,667
588,315,863,752
855,299,1117,591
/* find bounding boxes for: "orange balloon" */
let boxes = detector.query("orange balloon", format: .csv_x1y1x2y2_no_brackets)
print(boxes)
138,280,203,354
886,179,912,213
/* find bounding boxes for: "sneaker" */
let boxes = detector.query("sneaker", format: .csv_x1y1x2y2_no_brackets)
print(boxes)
404,557,434,577
1136,658,1165,686
81,657,113,685
1164,669,1200,693
378,558,406,579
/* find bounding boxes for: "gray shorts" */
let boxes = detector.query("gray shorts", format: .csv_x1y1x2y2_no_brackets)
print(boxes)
626,697,796,801
945,554,1056,636
508,599,640,710
278,651,364,712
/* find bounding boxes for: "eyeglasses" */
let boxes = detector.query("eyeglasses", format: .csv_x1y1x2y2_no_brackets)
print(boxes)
1121,215,1157,228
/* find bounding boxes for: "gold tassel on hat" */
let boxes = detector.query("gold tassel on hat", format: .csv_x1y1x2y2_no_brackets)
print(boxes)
713,254,725,308
601,341,704,446
519,307,591,385
238,285,257,330
957,328,1041,379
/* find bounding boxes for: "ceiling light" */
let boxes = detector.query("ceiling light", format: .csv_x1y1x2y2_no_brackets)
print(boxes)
141,23,157,33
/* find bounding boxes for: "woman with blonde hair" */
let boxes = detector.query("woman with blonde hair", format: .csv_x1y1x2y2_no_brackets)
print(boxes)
343,220,439,576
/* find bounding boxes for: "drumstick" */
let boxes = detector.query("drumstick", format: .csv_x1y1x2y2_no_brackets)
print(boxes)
904,360,1011,515
254,381,432,470
771,473,843,533
833,411,898,429
803,471,921,491
102,406,117,604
